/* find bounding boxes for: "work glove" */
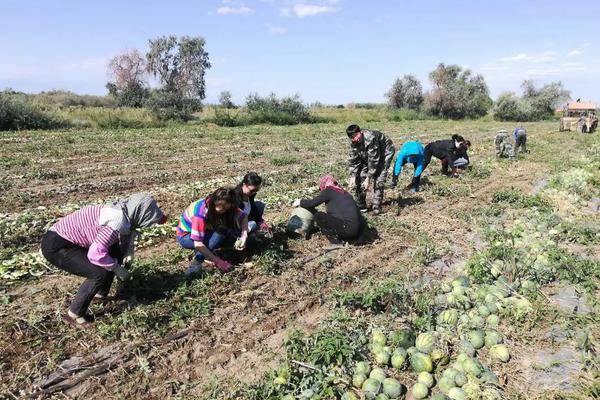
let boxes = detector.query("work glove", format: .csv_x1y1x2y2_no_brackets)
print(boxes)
114,265,130,281
122,254,134,268
234,237,247,251
214,258,233,273
361,176,370,191
390,175,398,188
292,199,301,207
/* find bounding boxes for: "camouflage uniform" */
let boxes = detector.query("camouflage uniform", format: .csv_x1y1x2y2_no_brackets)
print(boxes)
513,127,528,154
494,129,514,158
348,129,395,211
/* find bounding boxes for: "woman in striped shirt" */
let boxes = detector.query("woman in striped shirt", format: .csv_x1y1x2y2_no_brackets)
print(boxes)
176,187,248,274
41,193,166,328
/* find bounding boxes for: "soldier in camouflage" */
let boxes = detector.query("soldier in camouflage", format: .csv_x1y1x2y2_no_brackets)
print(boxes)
494,129,514,158
346,124,395,215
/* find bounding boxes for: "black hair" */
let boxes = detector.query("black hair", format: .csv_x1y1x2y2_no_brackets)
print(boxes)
451,134,465,143
346,124,361,137
242,172,262,187
206,187,237,230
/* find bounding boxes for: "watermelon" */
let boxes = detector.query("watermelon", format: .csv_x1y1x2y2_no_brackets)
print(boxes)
390,329,415,348
355,361,371,376
362,378,382,399
353,373,367,388
453,371,467,387
448,387,467,400
410,352,433,373
468,330,485,349
458,340,476,357
370,367,386,382
341,392,359,400
375,394,389,400
484,330,503,347
462,358,483,377
382,378,403,398
374,350,390,366
486,314,500,327
438,377,456,394
438,309,459,325
490,344,510,362
415,332,435,354
417,371,434,388
431,394,449,400
372,329,387,346
391,350,407,369
478,304,491,317
412,382,429,399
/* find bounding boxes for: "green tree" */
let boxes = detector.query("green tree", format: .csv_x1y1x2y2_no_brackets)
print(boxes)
386,74,423,110
145,35,211,119
424,63,492,119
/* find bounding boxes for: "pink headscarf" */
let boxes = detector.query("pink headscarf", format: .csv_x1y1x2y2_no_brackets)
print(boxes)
319,175,345,193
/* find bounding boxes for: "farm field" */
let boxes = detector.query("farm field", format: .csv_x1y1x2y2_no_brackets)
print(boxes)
1,118,599,399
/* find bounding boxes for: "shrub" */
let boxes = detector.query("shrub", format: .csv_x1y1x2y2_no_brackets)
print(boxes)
145,89,200,121
0,92,66,131
245,93,313,125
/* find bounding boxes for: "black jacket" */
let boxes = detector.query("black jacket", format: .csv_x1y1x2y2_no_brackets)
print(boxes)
300,188,362,228
426,139,460,166
234,184,264,223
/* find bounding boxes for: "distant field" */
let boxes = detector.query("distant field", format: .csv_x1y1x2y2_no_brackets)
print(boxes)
1,119,598,399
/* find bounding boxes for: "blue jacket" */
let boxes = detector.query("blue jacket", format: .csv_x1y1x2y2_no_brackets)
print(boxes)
514,127,526,140
393,141,425,177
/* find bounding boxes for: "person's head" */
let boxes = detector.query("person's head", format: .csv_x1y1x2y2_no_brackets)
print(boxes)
116,193,167,230
241,172,263,197
208,187,236,214
460,140,471,150
451,134,466,148
318,175,338,191
346,124,363,145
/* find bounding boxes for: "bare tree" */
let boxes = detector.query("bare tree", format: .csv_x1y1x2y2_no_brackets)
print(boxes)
106,50,149,107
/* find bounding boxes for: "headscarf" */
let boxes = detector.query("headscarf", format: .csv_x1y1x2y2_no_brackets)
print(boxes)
318,175,346,193
108,193,165,230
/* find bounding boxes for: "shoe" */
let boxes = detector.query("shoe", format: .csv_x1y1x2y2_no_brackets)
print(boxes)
323,243,345,251
63,311,94,329
185,259,204,276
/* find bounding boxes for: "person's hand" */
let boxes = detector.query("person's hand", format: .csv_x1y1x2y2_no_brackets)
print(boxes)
259,222,270,232
234,237,247,251
390,175,398,188
347,178,355,189
114,265,130,281
362,177,370,190
122,254,134,268
292,199,301,207
214,258,233,272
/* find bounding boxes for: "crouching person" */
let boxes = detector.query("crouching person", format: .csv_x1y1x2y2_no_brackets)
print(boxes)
391,141,425,192
513,127,528,154
495,129,514,158
234,172,270,235
292,175,365,248
177,187,248,275
41,193,167,328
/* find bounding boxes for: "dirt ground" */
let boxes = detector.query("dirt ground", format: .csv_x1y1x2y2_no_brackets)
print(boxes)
1,120,598,399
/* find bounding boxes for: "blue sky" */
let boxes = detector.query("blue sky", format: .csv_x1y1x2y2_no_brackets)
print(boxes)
1,0,598,105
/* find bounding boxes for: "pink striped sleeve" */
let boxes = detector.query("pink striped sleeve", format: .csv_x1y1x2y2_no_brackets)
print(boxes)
87,225,120,270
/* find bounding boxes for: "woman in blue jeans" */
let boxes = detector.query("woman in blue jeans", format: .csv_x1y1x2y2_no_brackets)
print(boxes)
176,187,249,274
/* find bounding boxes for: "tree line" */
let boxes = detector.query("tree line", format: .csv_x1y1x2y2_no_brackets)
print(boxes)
386,64,571,121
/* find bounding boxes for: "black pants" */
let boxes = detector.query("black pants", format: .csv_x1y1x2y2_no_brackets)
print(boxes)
423,147,434,172
515,133,527,153
314,212,362,244
41,231,123,316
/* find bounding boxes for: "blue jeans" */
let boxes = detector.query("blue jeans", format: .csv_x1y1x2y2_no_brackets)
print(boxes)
177,230,236,262
247,201,266,233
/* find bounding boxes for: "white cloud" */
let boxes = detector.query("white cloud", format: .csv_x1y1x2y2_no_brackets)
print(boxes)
284,3,340,18
500,51,556,63
217,6,254,15
567,50,581,57
268,26,287,34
